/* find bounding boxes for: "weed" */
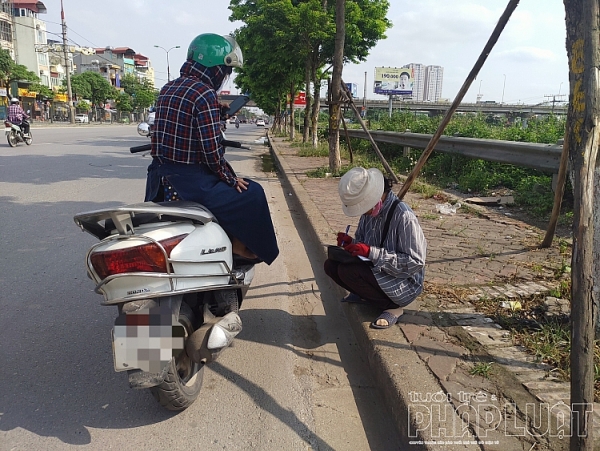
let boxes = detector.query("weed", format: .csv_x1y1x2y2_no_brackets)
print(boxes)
470,362,493,378
453,226,468,237
459,203,486,218
410,180,441,198
420,213,439,220
531,263,544,274
557,238,570,255
554,259,571,278
548,280,571,298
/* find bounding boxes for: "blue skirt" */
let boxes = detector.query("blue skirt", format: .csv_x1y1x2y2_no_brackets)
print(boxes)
145,158,279,265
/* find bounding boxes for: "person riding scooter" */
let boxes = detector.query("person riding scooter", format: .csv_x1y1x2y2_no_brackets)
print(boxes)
7,98,30,135
145,33,279,265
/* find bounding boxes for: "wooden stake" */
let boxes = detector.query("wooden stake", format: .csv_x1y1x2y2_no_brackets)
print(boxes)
397,0,521,200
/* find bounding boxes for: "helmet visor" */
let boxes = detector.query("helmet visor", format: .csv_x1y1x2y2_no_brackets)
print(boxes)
224,36,243,68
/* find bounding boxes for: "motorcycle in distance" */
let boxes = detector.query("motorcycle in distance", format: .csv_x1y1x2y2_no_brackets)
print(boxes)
5,119,32,147
74,96,254,411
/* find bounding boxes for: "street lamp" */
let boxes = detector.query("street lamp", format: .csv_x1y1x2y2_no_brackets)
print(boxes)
154,45,181,82
501,74,506,104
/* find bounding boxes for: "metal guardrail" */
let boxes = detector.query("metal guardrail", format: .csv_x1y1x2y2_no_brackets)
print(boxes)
344,129,563,172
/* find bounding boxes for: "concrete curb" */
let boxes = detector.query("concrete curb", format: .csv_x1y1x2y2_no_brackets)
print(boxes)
267,133,479,450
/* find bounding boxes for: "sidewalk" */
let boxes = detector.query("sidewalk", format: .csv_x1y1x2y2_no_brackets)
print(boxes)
267,133,599,451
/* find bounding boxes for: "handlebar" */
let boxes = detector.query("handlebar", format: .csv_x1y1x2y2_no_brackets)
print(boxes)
129,140,250,154
130,144,151,153
222,139,251,150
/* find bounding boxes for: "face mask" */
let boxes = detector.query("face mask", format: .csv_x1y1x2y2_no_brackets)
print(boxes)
370,200,383,217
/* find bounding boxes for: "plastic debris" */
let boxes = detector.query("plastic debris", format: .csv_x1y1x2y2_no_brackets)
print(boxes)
435,202,461,215
500,300,522,311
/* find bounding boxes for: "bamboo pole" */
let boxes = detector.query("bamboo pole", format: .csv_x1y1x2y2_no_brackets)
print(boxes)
397,0,521,200
340,80,399,182
540,135,569,248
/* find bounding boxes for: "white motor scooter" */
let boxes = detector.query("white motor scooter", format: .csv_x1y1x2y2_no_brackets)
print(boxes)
5,119,32,147
73,140,255,411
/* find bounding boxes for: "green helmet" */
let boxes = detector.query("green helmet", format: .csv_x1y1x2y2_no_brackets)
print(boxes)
187,33,243,68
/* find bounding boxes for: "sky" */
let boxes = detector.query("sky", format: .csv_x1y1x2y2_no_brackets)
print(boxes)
40,0,568,106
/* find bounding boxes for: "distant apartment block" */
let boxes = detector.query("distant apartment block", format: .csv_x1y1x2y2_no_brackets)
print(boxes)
424,65,444,102
406,63,425,101
404,63,444,102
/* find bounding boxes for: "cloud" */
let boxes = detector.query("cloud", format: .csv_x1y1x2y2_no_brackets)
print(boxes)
495,47,557,63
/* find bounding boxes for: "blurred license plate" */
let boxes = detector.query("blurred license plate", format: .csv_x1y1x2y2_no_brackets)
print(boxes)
112,306,185,372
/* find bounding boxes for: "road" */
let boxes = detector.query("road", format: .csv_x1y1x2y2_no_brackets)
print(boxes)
0,123,406,450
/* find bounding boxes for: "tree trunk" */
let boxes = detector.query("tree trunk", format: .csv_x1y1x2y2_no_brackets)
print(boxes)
328,0,344,173
563,1,599,450
311,75,321,148
303,57,312,143
289,83,296,141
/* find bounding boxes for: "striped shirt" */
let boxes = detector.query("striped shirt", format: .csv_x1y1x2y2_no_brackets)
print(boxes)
151,61,236,186
355,192,427,307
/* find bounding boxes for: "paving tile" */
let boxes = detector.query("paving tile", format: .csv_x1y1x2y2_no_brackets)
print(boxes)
271,137,578,451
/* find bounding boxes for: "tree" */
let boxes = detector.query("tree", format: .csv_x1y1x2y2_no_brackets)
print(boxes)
0,48,40,88
230,0,306,134
68,71,116,107
76,99,91,113
562,1,599,450
120,74,157,111
28,82,53,100
114,91,133,114
230,0,390,144
328,0,345,172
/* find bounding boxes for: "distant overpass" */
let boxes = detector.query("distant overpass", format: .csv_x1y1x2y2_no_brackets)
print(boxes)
219,94,567,116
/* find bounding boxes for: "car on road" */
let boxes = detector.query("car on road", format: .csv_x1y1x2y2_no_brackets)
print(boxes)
75,114,89,123
256,119,265,126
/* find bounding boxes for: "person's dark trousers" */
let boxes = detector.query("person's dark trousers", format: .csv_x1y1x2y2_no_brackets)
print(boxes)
324,259,397,310
19,121,29,135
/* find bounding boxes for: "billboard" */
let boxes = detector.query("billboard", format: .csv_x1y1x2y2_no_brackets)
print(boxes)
374,67,414,96
346,83,358,98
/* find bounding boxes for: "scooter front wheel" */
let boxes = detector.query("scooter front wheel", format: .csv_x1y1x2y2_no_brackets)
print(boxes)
6,131,17,147
149,303,204,410
24,133,32,145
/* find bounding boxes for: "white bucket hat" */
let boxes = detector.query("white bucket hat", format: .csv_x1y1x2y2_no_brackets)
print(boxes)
338,167,385,217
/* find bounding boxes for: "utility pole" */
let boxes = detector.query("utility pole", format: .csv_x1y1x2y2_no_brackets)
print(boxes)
61,0,75,124
544,94,566,114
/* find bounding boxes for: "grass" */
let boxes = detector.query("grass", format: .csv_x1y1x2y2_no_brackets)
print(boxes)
285,133,596,400
470,282,600,402
470,362,493,378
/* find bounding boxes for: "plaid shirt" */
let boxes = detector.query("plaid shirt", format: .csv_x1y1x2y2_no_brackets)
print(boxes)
8,104,27,123
151,61,235,186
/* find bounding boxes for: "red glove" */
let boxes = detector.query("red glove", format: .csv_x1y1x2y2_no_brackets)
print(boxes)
345,243,370,258
336,232,353,247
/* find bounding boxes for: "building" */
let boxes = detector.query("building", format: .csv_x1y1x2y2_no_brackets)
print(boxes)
73,46,155,88
424,65,444,102
12,0,50,86
406,63,425,101
0,1,13,55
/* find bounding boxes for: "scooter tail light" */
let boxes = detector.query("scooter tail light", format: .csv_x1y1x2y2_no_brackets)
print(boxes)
90,234,188,280
4,121,11,127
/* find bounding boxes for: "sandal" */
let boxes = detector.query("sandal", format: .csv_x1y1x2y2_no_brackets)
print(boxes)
371,311,400,329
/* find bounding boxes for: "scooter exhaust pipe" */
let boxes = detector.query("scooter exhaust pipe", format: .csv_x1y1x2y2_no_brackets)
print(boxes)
186,306,242,364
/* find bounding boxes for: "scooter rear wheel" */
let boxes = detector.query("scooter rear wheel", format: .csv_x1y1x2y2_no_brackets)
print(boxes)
7,131,17,147
149,303,204,410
